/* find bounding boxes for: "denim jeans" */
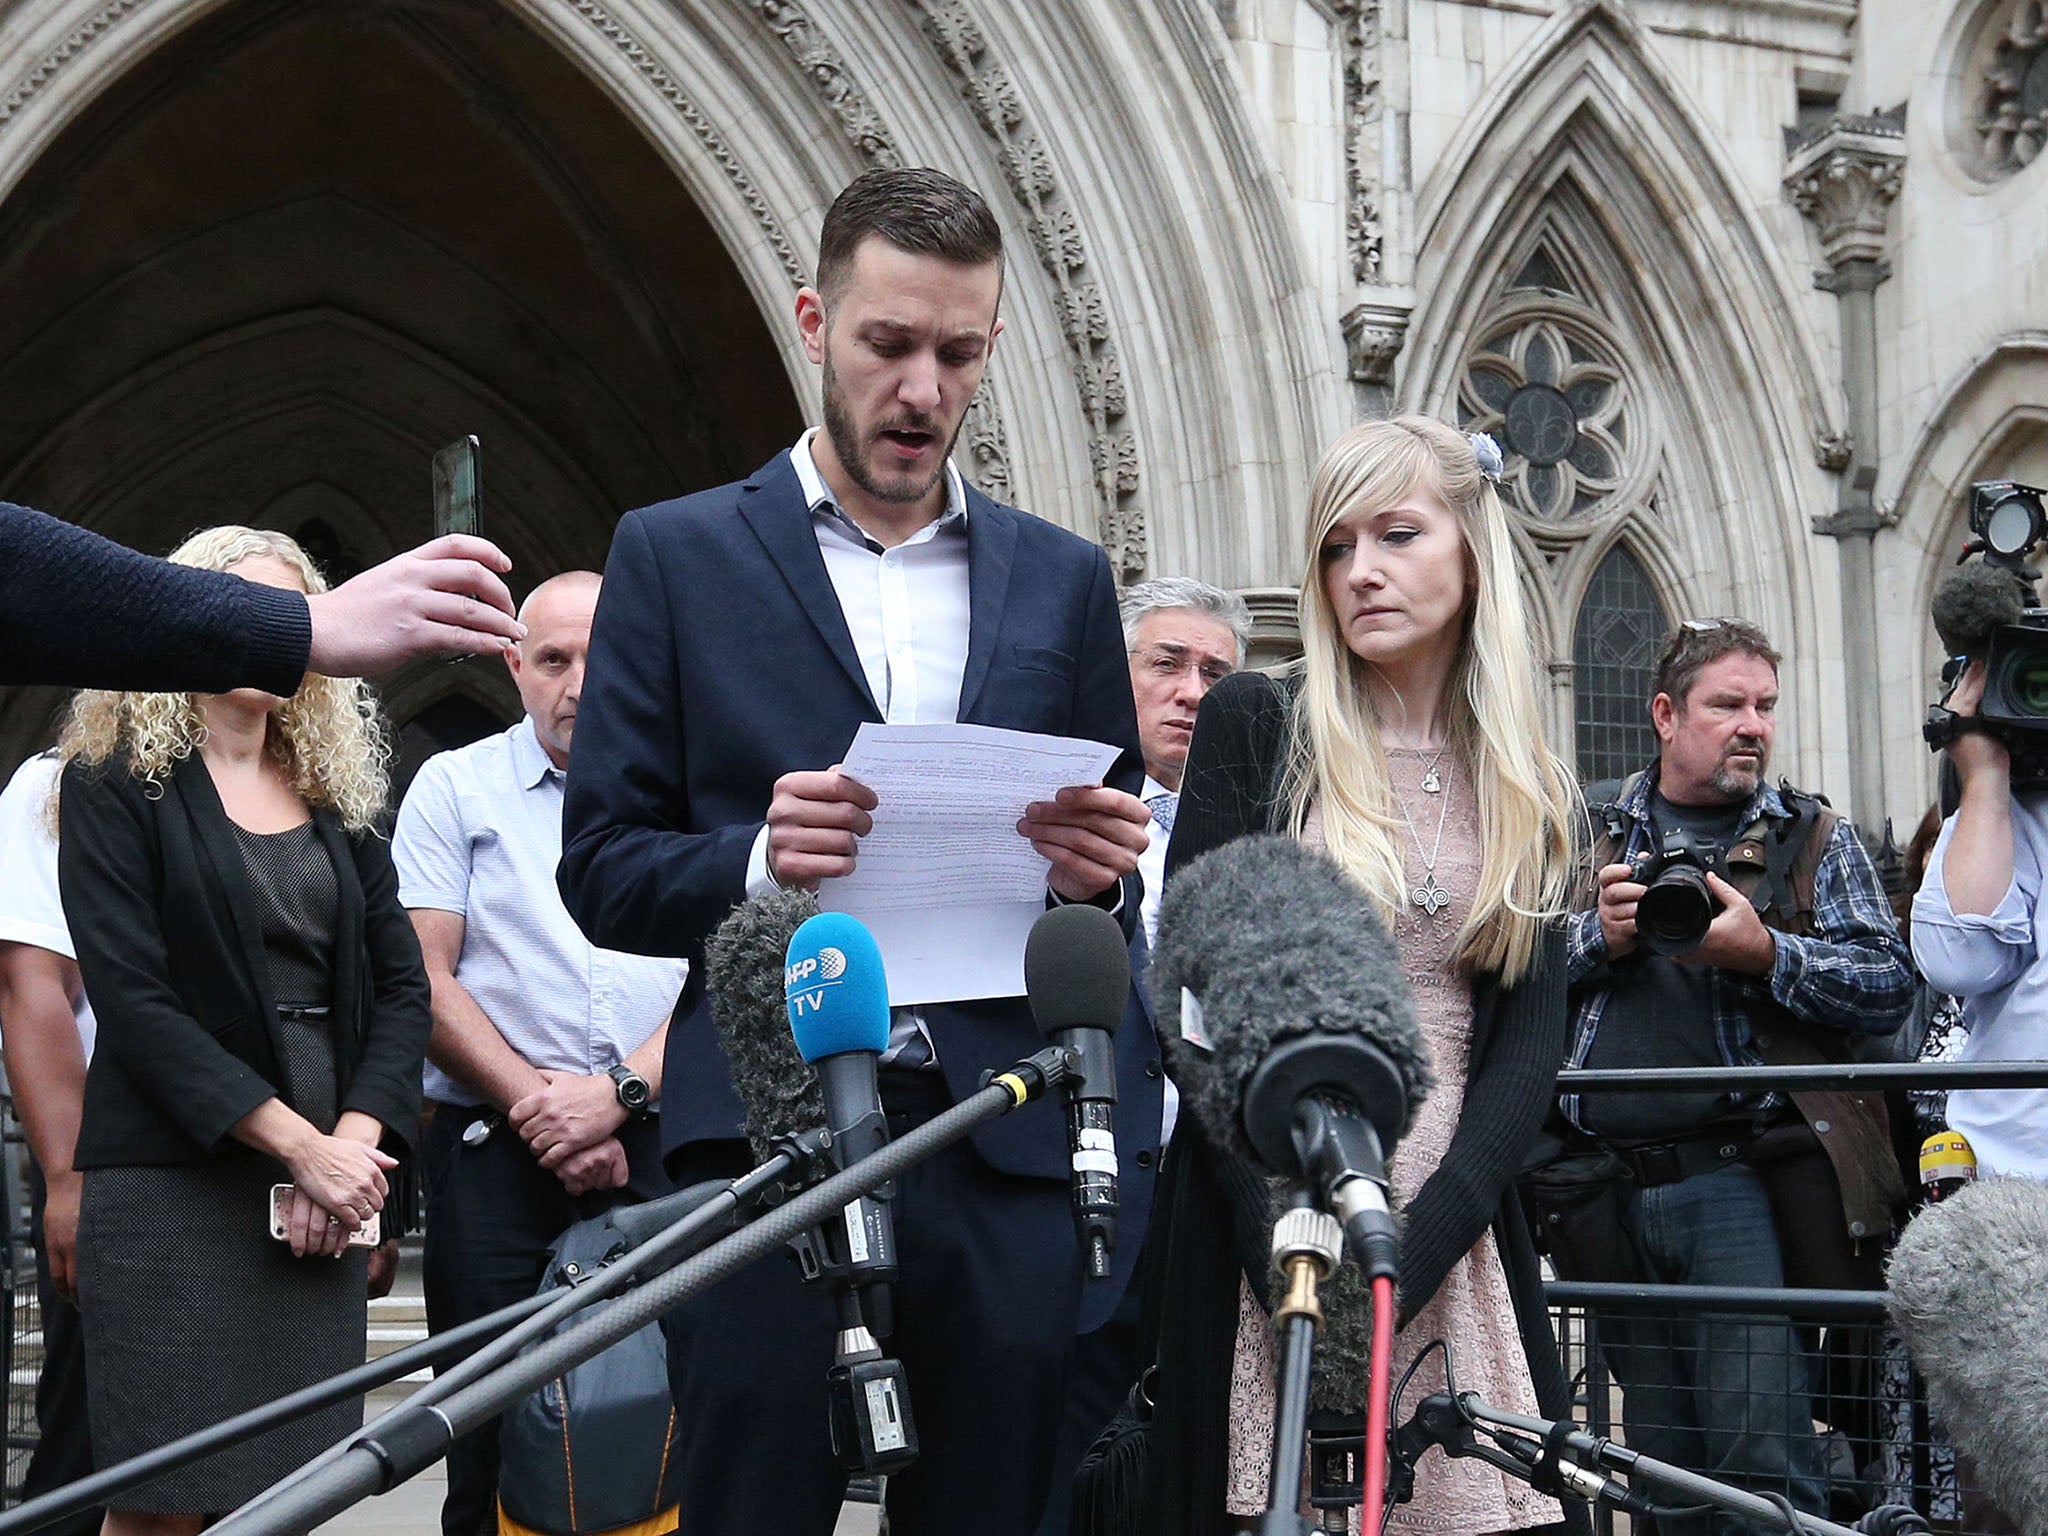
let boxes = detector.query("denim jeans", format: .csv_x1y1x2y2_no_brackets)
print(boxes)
1607,1161,1829,1536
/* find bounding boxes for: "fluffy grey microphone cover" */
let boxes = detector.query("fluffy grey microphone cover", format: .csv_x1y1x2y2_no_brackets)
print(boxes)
1150,832,1434,1169
704,887,825,1164
1931,559,2031,657
1152,834,1435,1410
1888,1175,2048,1532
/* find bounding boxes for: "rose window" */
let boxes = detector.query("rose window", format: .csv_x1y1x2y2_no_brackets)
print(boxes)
1459,317,1629,523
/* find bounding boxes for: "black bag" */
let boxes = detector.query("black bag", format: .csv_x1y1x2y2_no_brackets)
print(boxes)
1070,1371,1154,1536
496,1208,683,1536
1515,1143,1645,1284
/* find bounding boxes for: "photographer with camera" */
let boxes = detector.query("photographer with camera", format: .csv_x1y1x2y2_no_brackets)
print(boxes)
1535,618,1912,1532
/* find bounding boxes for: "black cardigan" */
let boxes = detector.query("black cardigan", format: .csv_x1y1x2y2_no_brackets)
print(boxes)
2,501,311,694
58,751,430,1169
1137,670,1584,1536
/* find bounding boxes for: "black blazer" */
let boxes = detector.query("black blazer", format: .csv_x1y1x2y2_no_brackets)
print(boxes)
1136,670,1584,1536
59,751,431,1170
557,449,1160,1206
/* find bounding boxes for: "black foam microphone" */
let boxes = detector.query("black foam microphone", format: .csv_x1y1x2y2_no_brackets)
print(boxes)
1931,559,2031,657
704,888,825,1164
1151,834,1434,1279
1887,1176,2048,1532
1025,904,1128,1280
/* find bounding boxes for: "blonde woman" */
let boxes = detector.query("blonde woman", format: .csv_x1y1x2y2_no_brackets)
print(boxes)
55,527,429,1535
1136,419,1583,1536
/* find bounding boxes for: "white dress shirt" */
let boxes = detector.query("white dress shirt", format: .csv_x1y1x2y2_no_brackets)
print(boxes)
1138,774,1178,1143
395,717,689,1107
0,753,96,1060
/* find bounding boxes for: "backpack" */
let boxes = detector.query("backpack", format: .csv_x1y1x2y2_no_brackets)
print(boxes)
496,1207,684,1536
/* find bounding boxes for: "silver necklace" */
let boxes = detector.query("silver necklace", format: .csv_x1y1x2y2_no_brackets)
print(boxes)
1391,752,1455,917
1419,745,1448,794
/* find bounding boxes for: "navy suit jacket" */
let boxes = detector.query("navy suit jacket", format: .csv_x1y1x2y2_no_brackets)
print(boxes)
558,450,1161,1313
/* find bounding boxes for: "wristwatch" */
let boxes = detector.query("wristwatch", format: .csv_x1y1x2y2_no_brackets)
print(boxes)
607,1063,653,1117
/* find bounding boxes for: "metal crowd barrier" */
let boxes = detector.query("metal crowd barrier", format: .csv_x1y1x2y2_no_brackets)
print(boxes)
1541,1059,2048,1536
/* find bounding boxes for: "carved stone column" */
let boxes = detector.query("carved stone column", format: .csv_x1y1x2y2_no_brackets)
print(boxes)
1784,111,1905,833
1337,0,1412,413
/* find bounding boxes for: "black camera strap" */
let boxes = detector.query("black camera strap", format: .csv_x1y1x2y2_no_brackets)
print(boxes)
1750,784,1826,923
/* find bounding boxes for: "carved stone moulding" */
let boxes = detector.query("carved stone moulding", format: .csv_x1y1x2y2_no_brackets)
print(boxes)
1342,297,1411,385
1782,111,1907,271
1966,0,2048,178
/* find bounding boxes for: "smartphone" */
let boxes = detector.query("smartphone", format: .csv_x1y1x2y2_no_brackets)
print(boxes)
269,1183,381,1249
432,435,482,541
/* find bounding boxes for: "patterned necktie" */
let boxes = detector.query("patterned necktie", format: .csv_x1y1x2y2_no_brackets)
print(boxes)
1146,790,1179,838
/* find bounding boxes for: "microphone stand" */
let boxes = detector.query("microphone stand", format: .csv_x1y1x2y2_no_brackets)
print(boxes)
208,1047,1075,1536
212,1127,834,1532
1394,1388,1929,1536
1260,1198,1345,1536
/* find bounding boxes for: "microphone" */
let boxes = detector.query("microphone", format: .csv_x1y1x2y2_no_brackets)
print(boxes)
1931,559,2030,657
783,910,916,1474
1024,904,1128,1280
785,912,899,1324
1151,834,1434,1279
704,888,824,1164
1917,1128,1977,1204
1887,1176,2048,1532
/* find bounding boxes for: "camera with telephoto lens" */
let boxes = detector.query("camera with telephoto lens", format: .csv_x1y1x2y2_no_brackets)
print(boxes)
1925,480,2048,802
1631,828,1729,957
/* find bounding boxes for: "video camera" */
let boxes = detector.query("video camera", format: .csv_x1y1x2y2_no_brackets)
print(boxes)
1925,480,2048,798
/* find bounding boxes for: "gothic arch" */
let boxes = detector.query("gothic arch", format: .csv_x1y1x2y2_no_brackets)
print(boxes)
1884,334,2048,805
0,0,1335,587
1403,0,1840,777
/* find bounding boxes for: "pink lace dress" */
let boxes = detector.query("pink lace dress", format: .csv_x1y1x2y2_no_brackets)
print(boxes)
1222,750,1563,1533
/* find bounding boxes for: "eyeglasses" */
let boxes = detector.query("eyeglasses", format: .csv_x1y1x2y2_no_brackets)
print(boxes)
1680,617,1741,634
1130,647,1235,689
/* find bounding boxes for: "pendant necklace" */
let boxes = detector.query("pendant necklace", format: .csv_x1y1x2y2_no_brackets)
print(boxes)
1393,750,1455,917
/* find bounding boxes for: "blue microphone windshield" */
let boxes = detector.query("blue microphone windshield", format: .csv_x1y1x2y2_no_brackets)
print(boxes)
785,912,892,1062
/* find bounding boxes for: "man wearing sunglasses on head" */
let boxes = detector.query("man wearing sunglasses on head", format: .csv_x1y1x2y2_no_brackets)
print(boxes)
1533,617,1912,1532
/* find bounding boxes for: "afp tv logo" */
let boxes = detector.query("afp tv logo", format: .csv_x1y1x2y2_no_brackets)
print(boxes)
785,946,848,1016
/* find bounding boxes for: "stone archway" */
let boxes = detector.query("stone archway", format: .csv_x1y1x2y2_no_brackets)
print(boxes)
0,0,805,767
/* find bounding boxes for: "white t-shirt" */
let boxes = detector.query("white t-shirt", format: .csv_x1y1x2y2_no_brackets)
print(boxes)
0,753,96,1060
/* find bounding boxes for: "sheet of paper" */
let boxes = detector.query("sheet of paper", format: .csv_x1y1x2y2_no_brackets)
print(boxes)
820,722,1122,1005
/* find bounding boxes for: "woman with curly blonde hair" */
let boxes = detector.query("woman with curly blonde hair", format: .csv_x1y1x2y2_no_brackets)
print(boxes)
56,526,430,1534
1135,418,1584,1536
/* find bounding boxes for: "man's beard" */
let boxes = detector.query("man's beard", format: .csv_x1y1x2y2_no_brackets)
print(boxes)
821,352,962,506
1708,740,1769,799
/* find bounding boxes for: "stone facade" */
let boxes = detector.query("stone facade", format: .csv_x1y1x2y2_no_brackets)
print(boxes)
0,0,2036,836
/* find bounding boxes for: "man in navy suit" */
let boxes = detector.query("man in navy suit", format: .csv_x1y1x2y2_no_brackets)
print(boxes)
558,167,1159,1535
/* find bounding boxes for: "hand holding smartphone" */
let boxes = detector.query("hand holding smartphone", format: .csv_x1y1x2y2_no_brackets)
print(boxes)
269,1182,381,1252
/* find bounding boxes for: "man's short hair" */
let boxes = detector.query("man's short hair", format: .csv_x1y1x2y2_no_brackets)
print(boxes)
816,168,1003,301
1119,577,1253,668
1654,617,1782,706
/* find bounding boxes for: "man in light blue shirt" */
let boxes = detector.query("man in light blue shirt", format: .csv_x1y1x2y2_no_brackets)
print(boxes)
1913,658,2048,1180
394,570,688,1536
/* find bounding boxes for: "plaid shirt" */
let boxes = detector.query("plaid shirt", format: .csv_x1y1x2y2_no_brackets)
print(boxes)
1561,768,1914,1133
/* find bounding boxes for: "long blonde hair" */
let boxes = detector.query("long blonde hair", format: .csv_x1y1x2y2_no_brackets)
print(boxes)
1281,416,1575,981
57,526,390,832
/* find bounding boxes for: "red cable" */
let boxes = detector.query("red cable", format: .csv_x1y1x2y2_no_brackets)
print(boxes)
1362,1273,1397,1533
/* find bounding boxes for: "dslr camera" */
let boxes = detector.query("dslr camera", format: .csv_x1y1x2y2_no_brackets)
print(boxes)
1925,480,2048,797
1630,827,1729,957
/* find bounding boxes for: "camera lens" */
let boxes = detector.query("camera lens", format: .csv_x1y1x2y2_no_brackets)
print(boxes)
1636,866,1716,956
2014,654,2048,718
